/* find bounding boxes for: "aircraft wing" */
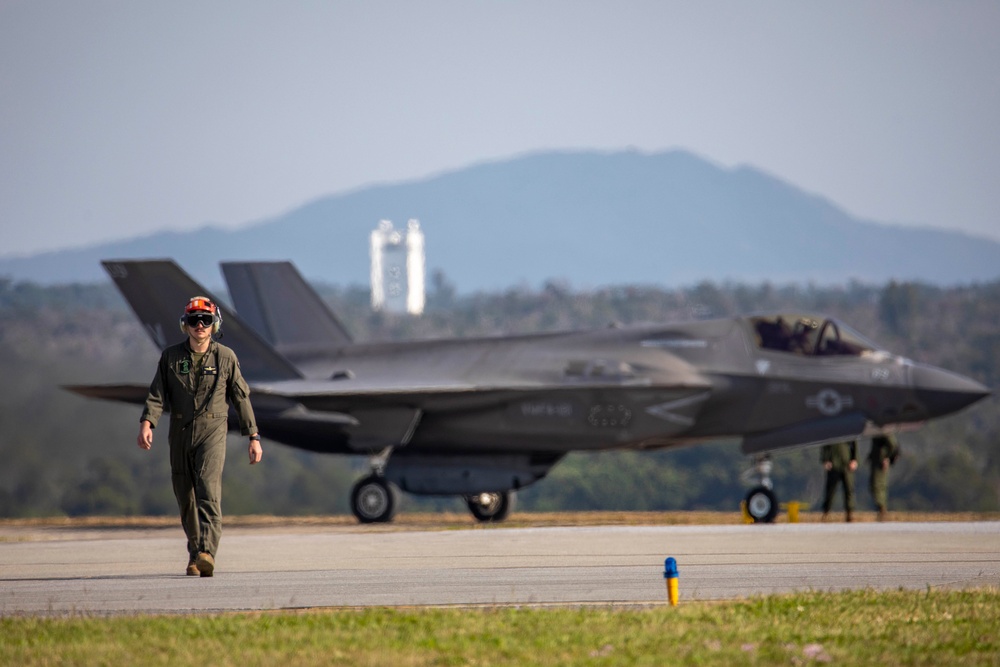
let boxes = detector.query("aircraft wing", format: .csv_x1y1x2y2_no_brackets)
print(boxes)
254,373,712,412
63,383,150,405
255,377,481,397
256,369,710,397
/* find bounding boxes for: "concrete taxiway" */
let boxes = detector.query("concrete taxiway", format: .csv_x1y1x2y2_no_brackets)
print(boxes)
1,521,998,616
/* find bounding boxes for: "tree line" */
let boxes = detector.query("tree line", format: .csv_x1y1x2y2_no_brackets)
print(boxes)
0,275,997,518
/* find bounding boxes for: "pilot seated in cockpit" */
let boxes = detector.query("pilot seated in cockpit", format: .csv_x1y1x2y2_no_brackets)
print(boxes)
756,317,793,351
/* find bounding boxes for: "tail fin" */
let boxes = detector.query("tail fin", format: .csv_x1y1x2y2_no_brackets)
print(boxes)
102,259,302,381
221,261,353,361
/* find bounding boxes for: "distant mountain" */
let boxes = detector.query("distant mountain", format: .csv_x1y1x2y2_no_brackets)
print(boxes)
3,149,999,291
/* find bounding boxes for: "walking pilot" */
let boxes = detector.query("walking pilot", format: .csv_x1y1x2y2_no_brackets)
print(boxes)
136,296,261,577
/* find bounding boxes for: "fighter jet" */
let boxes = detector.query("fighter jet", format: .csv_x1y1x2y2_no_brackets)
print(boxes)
67,260,991,524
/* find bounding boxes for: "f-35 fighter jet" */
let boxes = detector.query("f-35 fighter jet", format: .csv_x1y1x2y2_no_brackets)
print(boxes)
67,260,991,523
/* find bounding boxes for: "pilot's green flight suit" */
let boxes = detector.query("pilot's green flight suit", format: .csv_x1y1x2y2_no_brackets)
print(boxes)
141,340,256,561
820,441,858,520
868,434,900,519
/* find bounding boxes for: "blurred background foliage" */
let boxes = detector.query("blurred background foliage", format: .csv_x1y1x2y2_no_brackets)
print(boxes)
0,274,997,518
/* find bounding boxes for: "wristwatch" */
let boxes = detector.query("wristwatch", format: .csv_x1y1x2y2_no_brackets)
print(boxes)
249,434,261,441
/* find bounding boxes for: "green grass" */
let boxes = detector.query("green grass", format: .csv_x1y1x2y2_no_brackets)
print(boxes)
3,588,998,666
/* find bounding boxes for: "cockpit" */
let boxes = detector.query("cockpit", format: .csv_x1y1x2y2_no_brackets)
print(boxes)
748,314,882,357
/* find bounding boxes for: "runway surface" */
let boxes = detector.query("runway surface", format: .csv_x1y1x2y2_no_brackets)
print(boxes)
2,521,998,616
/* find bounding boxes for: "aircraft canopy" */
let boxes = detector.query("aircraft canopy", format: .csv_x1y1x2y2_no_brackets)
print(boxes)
748,314,883,357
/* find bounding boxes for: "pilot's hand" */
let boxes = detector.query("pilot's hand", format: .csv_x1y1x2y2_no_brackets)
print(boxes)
137,421,153,450
849,460,858,472
249,439,263,465
882,459,890,471
823,462,833,471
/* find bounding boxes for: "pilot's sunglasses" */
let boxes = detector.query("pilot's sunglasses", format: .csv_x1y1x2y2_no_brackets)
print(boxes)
186,313,214,328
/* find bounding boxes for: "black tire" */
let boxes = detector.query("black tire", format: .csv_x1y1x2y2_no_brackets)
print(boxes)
466,491,514,523
745,486,778,523
351,475,397,523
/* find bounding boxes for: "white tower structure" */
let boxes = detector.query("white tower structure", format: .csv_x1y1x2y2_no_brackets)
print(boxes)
370,219,426,315
405,219,426,315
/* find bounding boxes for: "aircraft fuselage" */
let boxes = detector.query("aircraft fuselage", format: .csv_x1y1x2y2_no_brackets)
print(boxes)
253,314,985,460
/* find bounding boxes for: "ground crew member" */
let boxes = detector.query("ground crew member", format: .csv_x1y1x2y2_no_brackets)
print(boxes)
820,440,858,522
136,296,261,577
868,434,900,521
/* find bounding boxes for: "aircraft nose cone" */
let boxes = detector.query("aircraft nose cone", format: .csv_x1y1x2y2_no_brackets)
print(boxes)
911,364,992,418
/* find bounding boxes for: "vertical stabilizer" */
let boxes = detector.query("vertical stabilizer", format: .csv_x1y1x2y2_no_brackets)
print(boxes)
102,260,302,381
221,261,353,360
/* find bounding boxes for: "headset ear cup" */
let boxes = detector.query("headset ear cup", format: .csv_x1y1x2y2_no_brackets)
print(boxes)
179,316,187,334
213,308,223,334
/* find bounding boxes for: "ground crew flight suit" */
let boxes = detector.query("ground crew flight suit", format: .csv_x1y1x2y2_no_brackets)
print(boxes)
141,339,256,561
820,440,858,521
868,434,900,519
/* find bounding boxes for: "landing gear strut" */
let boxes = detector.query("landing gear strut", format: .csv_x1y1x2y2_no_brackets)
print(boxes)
351,447,398,523
743,454,779,523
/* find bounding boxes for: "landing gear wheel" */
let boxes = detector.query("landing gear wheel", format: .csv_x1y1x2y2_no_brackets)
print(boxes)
351,475,397,524
466,491,514,523
745,485,778,523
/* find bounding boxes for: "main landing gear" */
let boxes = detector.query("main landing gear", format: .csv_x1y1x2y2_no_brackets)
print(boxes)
348,447,518,524
348,476,517,524
465,491,515,523
350,447,398,524
743,454,779,523
351,475,398,524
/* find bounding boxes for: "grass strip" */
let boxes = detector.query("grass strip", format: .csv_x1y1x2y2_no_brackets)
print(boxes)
3,588,998,666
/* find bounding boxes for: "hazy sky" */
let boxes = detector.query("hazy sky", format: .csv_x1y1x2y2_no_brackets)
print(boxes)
2,1,999,258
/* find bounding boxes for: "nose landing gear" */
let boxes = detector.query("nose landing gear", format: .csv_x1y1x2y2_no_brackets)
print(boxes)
743,454,779,523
